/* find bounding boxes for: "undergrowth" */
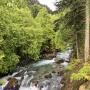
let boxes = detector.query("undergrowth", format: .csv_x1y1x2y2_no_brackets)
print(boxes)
71,64,90,80
66,59,90,81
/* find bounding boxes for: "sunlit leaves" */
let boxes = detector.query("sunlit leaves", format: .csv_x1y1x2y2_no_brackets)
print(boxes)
71,65,90,80
0,0,71,74
0,51,5,60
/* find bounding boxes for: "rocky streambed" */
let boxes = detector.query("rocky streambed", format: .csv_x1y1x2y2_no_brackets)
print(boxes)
0,48,73,90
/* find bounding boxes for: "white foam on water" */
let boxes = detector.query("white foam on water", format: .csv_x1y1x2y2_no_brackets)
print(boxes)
34,58,55,67
19,86,39,90
12,72,18,77
19,82,39,90
56,49,73,61
19,87,30,90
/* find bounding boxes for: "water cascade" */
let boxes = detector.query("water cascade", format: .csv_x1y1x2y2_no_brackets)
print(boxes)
0,48,73,90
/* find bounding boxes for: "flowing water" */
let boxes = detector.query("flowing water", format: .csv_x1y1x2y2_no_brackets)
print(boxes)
0,48,73,90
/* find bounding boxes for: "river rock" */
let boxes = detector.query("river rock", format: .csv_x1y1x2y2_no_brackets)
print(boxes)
44,73,52,79
3,77,19,90
79,81,90,90
42,52,56,59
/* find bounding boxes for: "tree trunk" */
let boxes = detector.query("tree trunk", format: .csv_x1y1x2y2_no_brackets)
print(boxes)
85,0,90,62
76,34,79,59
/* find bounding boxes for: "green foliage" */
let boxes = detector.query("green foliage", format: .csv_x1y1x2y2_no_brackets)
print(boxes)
30,4,42,17
0,80,6,85
71,65,90,80
0,0,72,74
56,0,90,83
0,0,69,73
54,26,74,50
57,0,85,57
0,50,5,60
53,8,72,50
0,53,19,73
0,0,35,73
53,8,74,50
0,0,43,73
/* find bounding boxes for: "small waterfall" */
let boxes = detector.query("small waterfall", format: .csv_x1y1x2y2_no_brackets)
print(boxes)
19,75,34,90
56,48,73,62
19,72,63,90
33,58,55,67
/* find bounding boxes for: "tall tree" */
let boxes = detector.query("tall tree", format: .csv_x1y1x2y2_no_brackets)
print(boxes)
85,0,90,62
56,0,86,58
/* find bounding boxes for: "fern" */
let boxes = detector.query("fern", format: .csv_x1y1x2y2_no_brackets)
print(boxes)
71,65,90,80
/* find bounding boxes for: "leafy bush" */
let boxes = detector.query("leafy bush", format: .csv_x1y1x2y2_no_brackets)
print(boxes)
71,65,90,80
0,0,70,74
0,0,56,73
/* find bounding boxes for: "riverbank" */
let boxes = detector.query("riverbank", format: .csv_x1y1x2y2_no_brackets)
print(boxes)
61,59,90,90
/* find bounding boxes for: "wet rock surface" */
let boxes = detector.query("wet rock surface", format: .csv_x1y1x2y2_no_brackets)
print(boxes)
1,64,65,90
38,71,64,90
3,77,19,90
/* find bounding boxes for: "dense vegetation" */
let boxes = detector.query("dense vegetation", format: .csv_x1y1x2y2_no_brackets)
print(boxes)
0,1,90,89
56,0,90,86
0,0,69,74
56,0,86,58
